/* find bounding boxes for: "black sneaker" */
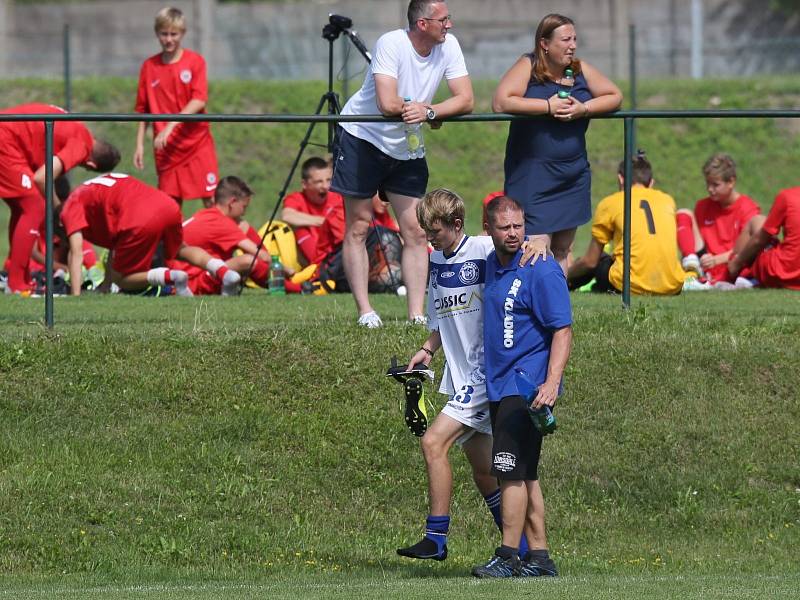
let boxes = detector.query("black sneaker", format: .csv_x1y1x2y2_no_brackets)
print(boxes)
472,551,520,578
403,377,428,437
397,537,447,561
519,554,558,577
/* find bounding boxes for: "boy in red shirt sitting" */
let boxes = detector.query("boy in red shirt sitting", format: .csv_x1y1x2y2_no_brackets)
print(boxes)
676,153,760,284
728,187,800,290
171,176,276,294
281,157,343,264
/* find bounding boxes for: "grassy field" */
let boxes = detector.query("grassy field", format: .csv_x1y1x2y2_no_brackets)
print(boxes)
1,291,798,597
2,75,800,260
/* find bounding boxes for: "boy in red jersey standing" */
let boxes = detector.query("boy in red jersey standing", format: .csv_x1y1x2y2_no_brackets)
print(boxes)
134,6,219,208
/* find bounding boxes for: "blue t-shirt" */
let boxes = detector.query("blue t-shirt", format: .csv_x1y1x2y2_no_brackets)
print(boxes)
483,250,573,402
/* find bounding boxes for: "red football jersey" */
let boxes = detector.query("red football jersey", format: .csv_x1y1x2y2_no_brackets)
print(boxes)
135,49,213,172
750,188,800,289
284,190,343,256
0,103,93,197
60,173,175,247
695,194,760,283
181,207,246,260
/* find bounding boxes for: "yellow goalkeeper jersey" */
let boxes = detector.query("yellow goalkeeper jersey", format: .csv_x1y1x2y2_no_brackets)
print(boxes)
592,187,688,295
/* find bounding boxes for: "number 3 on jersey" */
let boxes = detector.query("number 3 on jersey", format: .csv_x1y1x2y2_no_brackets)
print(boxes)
453,385,474,404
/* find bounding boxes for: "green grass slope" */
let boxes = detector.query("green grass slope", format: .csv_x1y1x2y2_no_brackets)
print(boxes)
0,291,798,586
2,75,800,260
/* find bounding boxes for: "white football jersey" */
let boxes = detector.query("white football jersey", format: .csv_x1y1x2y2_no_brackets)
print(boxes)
427,235,494,397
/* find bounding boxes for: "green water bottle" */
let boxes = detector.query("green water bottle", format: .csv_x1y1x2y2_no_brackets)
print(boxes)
268,254,285,295
559,68,573,99
514,367,557,435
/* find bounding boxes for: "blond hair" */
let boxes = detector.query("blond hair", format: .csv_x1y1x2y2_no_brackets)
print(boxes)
703,153,737,182
417,188,465,231
154,7,186,32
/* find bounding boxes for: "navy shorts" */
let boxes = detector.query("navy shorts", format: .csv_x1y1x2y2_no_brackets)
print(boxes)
330,127,428,200
489,395,543,481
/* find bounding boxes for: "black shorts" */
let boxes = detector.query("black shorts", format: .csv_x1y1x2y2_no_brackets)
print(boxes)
568,252,617,293
330,127,429,200
489,395,543,481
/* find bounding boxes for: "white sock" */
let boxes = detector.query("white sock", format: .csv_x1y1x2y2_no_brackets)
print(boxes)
206,258,225,276
221,270,242,296
170,270,192,297
146,268,168,286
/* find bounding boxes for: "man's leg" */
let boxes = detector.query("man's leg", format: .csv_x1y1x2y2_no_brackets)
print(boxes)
397,413,467,560
550,227,577,276
342,195,379,324
385,192,428,320
519,479,558,576
499,480,527,549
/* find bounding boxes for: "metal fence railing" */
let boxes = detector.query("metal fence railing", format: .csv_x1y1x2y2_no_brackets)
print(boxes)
2,109,799,328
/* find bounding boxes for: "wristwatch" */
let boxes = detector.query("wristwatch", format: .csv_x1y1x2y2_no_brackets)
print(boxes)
425,106,436,121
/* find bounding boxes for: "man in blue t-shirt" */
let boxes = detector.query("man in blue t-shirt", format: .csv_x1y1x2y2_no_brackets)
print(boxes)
472,195,573,579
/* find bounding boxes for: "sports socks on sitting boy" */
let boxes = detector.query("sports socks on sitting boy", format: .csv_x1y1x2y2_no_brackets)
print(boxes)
146,267,191,297
205,258,241,296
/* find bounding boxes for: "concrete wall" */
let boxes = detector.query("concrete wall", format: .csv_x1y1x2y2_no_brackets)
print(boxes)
1,0,799,82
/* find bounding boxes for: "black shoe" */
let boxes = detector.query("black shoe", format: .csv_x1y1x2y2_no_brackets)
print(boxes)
397,537,447,561
472,550,520,578
519,553,558,577
403,377,428,437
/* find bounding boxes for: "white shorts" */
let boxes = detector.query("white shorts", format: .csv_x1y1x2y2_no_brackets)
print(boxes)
441,382,493,444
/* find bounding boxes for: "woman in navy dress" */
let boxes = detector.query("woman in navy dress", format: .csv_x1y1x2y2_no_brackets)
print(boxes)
493,14,623,273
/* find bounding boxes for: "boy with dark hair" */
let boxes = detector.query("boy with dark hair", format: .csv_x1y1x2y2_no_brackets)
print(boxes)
568,152,695,295
676,153,760,283
281,156,343,264
59,173,239,296
171,175,277,294
0,103,120,294
134,6,219,208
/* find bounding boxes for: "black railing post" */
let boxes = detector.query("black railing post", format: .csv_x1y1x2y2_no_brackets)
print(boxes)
63,24,71,112
622,117,634,309
45,120,55,329
629,24,637,153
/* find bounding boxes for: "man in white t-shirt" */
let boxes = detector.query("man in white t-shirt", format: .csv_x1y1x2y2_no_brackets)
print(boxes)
396,188,539,562
331,0,474,328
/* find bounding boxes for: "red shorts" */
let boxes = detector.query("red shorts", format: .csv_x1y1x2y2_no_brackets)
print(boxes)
157,139,218,201
749,246,800,290
187,268,221,295
0,146,37,198
112,206,184,275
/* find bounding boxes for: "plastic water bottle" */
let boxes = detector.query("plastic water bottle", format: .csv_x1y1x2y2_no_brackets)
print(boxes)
514,367,557,435
268,254,285,295
403,97,425,159
559,68,573,99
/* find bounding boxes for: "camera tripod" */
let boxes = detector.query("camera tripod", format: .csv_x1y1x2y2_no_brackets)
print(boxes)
244,15,399,293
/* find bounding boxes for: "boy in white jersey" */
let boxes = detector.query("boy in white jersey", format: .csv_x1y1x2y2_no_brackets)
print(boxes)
397,188,543,561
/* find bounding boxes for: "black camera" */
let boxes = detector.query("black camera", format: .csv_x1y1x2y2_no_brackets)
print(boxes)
322,14,353,41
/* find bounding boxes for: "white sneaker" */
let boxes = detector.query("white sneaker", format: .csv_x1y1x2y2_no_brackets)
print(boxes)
682,276,712,291
713,280,736,291
357,311,383,329
409,314,428,326
734,276,758,289
681,254,704,278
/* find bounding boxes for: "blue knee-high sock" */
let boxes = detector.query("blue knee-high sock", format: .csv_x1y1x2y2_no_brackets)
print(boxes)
483,489,503,529
424,515,449,554
484,488,529,557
